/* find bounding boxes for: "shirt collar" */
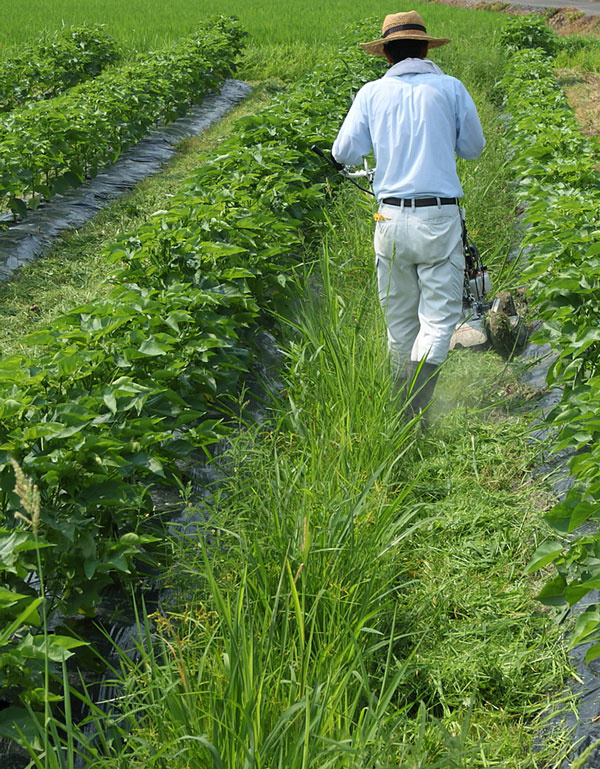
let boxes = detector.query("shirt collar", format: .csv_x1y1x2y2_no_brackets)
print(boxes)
384,58,445,77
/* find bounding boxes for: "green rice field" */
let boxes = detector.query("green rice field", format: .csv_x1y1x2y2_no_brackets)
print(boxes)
0,0,509,83
0,0,504,48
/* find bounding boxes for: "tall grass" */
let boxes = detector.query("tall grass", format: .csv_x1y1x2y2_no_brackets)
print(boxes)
17,225,438,768
555,34,600,72
104,227,433,767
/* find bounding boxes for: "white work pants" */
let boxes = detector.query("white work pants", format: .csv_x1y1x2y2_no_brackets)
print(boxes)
374,202,464,370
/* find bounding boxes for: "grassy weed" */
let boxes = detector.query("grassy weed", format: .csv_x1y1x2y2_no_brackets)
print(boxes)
555,36,600,73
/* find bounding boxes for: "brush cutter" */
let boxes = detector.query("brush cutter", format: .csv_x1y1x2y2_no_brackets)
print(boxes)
310,145,502,350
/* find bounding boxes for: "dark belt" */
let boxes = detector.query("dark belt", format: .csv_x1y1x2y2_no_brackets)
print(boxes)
382,196,459,207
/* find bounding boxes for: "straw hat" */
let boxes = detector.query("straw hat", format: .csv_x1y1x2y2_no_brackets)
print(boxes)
360,11,450,56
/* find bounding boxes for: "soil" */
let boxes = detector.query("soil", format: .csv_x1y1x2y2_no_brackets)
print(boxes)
557,68,600,135
546,7,600,34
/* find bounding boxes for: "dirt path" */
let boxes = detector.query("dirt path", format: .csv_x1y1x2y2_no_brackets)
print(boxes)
433,0,600,33
476,0,600,15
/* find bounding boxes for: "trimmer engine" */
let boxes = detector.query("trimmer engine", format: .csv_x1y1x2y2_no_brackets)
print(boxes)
462,214,492,320
452,213,527,356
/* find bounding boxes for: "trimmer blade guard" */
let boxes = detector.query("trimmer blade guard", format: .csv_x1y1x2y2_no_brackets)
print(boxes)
450,316,490,352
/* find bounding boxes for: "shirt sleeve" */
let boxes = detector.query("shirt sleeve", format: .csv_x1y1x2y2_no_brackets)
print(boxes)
455,83,485,160
331,87,373,166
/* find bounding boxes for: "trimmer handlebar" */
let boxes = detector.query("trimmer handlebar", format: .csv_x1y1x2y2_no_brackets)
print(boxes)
311,144,375,195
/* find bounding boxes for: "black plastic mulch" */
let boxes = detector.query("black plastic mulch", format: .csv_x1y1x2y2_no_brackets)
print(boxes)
521,340,600,766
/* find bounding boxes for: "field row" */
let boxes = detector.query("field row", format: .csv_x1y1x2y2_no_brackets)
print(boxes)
0,24,119,113
0,16,244,218
500,19,600,652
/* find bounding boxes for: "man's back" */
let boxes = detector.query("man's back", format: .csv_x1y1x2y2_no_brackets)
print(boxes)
332,59,484,199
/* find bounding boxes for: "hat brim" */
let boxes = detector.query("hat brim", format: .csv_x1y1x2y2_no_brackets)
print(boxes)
360,33,450,56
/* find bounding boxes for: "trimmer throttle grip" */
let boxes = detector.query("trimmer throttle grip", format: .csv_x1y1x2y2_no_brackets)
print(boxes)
310,144,344,171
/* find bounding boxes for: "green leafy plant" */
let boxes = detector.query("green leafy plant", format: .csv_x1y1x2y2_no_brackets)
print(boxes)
0,24,119,113
0,461,88,749
499,14,559,57
0,16,246,217
501,47,600,652
0,21,382,733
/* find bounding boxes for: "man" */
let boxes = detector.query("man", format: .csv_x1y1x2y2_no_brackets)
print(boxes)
332,10,485,415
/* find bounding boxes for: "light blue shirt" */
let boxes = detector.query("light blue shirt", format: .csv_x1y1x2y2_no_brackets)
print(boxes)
332,58,485,201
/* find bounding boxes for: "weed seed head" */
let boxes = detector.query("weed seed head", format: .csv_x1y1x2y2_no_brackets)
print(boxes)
10,458,41,534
